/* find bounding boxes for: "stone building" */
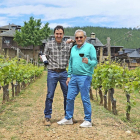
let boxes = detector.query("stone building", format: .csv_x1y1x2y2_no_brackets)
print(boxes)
0,24,40,60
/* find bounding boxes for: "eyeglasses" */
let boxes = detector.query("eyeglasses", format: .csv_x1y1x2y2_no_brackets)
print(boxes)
75,36,83,40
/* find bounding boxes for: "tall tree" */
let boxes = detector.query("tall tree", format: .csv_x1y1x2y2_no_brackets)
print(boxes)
14,16,50,61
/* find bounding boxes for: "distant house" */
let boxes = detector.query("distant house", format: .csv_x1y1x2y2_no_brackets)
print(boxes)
103,46,123,57
0,24,40,60
87,33,124,62
0,24,21,56
112,48,140,68
118,48,140,61
0,23,21,33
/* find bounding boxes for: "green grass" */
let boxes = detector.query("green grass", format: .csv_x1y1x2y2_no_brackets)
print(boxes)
0,72,47,131
0,132,5,139
11,136,20,140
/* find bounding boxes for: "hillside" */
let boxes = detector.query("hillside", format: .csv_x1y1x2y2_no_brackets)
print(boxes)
51,26,140,49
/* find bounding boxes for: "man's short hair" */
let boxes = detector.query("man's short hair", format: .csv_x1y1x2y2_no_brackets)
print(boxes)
74,29,86,37
54,25,64,33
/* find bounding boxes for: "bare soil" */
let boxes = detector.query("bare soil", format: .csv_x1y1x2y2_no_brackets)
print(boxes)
0,71,140,140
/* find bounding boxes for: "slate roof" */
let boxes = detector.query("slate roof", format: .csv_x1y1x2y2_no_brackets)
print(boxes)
118,48,140,58
0,24,21,29
87,38,105,47
123,48,136,53
0,29,16,37
127,50,140,58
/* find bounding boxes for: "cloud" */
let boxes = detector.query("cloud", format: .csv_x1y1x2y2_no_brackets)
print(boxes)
0,0,140,28
0,0,74,7
0,17,9,26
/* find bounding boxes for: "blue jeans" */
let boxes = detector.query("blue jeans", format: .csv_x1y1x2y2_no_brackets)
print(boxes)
65,75,92,122
44,70,68,118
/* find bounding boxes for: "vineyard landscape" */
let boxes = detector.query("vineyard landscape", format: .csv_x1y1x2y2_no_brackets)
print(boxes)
0,53,140,139
0,21,140,139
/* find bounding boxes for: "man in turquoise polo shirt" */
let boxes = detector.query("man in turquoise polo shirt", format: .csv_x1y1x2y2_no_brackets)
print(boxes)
57,29,97,127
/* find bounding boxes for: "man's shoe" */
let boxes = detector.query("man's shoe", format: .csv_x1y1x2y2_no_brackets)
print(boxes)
79,120,92,128
43,118,51,126
57,118,73,125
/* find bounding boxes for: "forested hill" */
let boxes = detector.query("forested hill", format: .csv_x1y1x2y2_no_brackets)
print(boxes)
51,26,140,49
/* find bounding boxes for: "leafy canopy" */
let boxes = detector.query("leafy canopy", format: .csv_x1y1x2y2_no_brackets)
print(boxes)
14,16,50,47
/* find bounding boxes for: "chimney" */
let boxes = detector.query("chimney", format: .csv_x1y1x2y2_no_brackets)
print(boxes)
90,32,95,39
9,23,11,30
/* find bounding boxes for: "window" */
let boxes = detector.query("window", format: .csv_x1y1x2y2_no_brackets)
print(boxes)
4,40,10,44
12,26,16,30
17,29,21,32
131,59,137,63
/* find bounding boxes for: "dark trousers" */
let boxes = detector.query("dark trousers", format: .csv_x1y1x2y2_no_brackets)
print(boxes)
44,70,68,118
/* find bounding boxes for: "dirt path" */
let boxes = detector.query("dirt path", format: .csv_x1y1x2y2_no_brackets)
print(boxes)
0,71,140,140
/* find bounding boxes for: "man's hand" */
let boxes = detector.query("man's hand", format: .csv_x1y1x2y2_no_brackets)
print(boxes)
66,77,71,86
82,57,88,64
66,39,74,44
39,55,43,62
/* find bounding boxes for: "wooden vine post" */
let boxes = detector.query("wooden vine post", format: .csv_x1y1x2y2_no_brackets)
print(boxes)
108,89,111,111
104,90,108,109
126,93,131,120
11,81,14,97
89,88,94,100
99,86,103,105
112,99,117,115
17,82,20,94
104,94,107,109
2,84,9,103
15,83,18,96
109,88,117,115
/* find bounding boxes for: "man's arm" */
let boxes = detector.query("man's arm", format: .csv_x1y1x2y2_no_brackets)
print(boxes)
66,77,71,86
39,43,49,65
82,45,97,67
66,53,73,85
66,39,75,44
67,55,72,78
88,45,98,67
43,43,49,56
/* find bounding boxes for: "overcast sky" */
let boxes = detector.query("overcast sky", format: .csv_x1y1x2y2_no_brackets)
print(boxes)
0,0,140,29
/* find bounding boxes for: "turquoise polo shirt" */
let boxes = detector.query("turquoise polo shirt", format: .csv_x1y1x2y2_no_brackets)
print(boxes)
68,42,97,77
